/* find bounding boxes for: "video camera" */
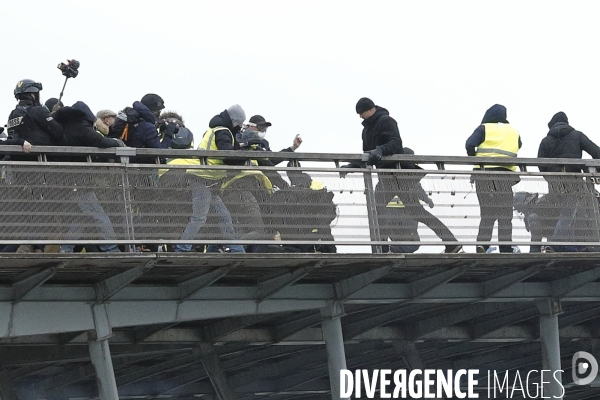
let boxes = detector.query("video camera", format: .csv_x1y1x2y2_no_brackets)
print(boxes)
57,59,80,79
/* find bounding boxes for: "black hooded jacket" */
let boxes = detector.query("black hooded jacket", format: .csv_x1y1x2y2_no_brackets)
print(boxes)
465,104,522,164
207,110,245,165
54,101,122,162
538,112,600,173
361,106,403,168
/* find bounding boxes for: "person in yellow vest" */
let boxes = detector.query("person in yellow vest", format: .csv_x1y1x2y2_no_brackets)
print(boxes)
466,104,522,253
160,105,248,252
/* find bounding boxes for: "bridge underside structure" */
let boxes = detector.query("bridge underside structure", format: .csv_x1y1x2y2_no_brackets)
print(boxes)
0,253,599,400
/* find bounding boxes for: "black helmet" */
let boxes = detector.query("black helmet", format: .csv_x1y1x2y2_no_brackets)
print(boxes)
141,93,165,111
14,79,43,98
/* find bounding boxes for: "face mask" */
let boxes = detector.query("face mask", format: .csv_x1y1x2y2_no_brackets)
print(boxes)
258,131,266,140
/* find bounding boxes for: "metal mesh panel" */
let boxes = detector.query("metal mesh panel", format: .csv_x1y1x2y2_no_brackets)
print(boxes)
1,161,599,252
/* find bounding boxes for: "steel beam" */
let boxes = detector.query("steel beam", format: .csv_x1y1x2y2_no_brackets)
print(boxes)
198,343,237,400
257,262,323,301
273,311,322,343
95,259,157,302
392,341,424,370
11,266,59,302
321,302,347,400
88,340,119,400
537,300,563,400
342,303,431,339
551,267,600,298
409,266,469,299
202,315,271,342
406,303,517,339
178,266,233,301
333,264,398,300
482,266,542,299
469,306,539,339
0,363,18,400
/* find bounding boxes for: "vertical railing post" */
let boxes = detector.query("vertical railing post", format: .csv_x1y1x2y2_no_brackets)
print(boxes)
116,148,137,252
361,154,382,253
585,165,600,247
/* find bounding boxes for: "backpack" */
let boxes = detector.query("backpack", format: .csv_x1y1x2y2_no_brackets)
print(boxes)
170,126,194,149
108,107,140,144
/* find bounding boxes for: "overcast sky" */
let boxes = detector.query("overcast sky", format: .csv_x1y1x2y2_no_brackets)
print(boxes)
2,0,599,160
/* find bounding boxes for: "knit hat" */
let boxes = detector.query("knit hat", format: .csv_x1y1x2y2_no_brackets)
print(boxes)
356,97,375,114
548,111,568,128
96,109,117,120
141,93,165,111
44,98,63,111
227,104,246,127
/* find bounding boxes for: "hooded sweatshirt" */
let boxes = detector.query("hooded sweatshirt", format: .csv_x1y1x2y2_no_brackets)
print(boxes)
207,110,246,165
360,106,403,168
465,104,523,159
538,111,600,173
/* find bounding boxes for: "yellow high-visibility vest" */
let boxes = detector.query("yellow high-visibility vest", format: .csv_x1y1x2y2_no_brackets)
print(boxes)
475,123,520,171
158,126,233,180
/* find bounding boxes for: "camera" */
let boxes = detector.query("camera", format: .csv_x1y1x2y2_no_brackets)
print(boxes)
57,59,80,78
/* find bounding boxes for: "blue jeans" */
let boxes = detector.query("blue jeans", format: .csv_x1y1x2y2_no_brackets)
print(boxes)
60,190,120,253
175,184,244,253
206,244,245,253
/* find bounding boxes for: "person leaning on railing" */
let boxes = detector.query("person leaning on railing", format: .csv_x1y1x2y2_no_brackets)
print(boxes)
53,101,126,253
466,104,522,254
537,111,600,252
346,97,462,253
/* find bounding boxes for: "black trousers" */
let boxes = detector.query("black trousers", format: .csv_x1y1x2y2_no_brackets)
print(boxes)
475,177,514,252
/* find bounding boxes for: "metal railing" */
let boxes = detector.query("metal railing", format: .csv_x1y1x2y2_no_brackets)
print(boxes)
1,144,599,253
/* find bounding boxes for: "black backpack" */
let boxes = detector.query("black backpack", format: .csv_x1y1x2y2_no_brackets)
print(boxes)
108,107,141,144
170,126,194,149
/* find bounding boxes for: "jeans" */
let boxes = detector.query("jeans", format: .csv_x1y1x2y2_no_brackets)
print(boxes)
206,244,245,253
175,183,244,253
60,190,120,253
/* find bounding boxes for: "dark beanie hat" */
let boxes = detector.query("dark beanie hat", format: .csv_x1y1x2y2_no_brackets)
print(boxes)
44,97,63,111
548,111,568,128
141,93,165,111
356,97,376,114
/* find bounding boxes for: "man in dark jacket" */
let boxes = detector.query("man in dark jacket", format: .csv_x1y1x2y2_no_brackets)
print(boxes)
53,101,124,253
6,79,65,158
537,112,600,252
466,104,521,253
126,99,175,164
355,97,403,168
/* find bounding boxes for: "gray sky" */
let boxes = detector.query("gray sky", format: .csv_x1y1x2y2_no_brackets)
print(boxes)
3,0,599,159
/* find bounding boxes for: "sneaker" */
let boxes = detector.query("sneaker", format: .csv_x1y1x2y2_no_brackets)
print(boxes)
541,246,555,253
476,245,487,254
444,245,463,253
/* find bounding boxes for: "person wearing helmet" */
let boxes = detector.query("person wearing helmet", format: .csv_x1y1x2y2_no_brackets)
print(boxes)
6,79,65,156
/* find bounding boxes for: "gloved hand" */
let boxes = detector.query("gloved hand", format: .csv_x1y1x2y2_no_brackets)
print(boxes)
114,138,127,147
427,198,434,208
367,147,383,166
164,122,179,138
52,103,62,113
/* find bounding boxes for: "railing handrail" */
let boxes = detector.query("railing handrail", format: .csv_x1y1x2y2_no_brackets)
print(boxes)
0,144,597,169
